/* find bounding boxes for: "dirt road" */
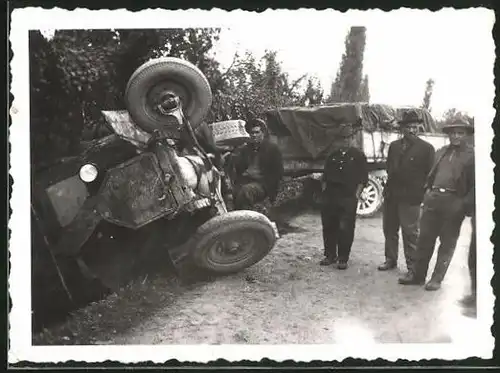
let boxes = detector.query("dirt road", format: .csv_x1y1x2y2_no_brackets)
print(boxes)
34,210,478,345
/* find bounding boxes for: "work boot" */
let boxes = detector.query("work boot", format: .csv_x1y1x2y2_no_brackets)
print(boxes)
378,261,397,271
319,257,337,266
458,294,476,308
337,261,348,270
337,262,348,270
424,279,441,291
398,271,425,285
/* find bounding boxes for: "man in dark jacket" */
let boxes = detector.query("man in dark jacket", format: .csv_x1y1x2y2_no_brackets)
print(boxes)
319,125,369,269
378,110,435,281
230,118,284,210
400,117,475,291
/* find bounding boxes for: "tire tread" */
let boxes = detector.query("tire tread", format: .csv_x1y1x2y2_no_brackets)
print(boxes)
190,210,276,274
125,57,212,133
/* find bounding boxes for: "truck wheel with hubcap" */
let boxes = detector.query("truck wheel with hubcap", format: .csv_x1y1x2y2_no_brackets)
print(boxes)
190,210,276,274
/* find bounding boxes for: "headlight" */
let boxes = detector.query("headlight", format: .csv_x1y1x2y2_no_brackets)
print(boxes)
79,164,98,183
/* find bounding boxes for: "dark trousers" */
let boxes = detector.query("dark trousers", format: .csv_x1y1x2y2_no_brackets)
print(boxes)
382,198,420,270
233,180,267,210
414,191,466,282
320,196,358,263
468,214,476,295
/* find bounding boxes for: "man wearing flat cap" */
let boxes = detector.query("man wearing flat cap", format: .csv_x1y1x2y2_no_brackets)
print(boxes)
400,117,475,291
319,125,368,270
230,118,284,210
378,110,435,282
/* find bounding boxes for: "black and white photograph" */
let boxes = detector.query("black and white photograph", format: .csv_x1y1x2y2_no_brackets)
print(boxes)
9,7,495,363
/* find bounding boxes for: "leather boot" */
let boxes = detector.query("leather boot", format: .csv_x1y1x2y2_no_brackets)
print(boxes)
398,271,425,285
424,279,441,291
319,257,337,266
337,261,348,270
378,261,397,271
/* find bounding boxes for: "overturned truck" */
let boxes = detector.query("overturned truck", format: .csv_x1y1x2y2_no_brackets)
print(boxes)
31,57,278,329
265,103,448,217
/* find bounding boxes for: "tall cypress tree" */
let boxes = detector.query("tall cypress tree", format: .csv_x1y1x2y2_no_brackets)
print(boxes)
328,26,367,103
358,74,370,103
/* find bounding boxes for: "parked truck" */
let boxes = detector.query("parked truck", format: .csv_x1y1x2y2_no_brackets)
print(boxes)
265,103,449,217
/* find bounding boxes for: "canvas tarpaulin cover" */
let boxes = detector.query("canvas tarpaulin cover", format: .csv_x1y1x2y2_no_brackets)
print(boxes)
265,103,437,159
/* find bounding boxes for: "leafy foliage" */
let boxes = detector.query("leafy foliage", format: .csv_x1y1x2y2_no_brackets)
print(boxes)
328,26,367,103
30,29,323,167
30,29,222,167
358,75,370,103
303,77,325,106
207,50,311,123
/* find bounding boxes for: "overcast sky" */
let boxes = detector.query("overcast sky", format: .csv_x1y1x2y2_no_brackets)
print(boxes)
211,9,494,120
34,8,494,120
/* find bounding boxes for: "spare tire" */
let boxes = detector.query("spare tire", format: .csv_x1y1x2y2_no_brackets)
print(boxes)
189,210,276,274
125,57,212,133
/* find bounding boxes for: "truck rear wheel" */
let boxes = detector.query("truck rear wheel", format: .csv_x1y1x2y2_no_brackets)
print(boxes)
357,174,384,218
190,210,276,274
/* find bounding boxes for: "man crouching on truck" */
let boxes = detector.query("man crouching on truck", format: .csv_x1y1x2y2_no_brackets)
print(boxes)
319,125,368,270
230,118,284,210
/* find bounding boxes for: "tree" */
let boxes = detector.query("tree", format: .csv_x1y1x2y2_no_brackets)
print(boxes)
328,26,367,103
261,50,307,108
30,29,320,167
303,77,324,106
30,28,221,167
358,74,370,103
421,78,435,111
206,50,311,123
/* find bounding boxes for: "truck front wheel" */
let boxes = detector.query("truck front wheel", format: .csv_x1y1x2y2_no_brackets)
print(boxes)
190,210,276,274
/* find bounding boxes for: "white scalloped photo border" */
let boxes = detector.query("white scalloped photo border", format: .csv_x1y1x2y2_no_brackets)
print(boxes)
8,7,496,364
